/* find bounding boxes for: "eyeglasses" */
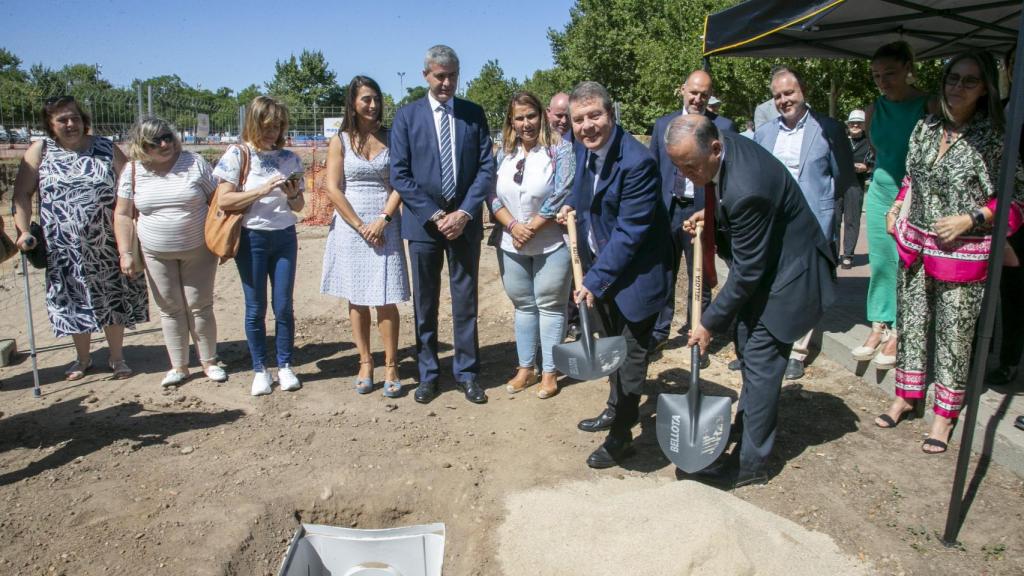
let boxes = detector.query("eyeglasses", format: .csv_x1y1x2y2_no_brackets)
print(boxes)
513,158,526,185
944,73,982,90
145,133,175,148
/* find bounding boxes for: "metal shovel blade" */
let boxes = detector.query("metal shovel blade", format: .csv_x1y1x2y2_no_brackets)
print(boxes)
656,346,731,473
552,303,627,381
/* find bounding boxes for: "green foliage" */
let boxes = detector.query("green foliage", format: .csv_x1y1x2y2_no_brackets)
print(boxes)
520,68,571,108
398,86,428,107
464,59,520,120
265,49,344,109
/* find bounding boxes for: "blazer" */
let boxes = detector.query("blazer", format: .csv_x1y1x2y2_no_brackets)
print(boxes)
650,109,738,215
568,125,673,322
389,96,495,243
702,133,837,344
754,109,854,239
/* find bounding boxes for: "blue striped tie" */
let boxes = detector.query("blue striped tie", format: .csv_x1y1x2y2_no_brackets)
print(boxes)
438,104,455,203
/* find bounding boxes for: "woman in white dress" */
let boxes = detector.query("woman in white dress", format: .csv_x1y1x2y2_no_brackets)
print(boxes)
321,76,410,397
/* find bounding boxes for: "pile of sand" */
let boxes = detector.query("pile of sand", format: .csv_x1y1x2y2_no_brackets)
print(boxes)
497,477,869,576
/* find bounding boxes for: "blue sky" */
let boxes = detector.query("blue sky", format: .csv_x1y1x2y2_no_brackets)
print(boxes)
1,0,577,99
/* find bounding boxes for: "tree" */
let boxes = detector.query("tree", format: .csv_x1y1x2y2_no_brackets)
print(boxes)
0,48,27,83
265,49,344,109
521,68,571,108
398,86,428,107
236,84,263,106
464,60,519,126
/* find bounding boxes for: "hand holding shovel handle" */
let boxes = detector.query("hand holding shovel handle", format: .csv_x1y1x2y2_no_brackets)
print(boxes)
565,210,586,306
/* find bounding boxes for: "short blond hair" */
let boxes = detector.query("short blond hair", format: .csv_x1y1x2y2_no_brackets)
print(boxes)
243,96,289,151
127,116,179,161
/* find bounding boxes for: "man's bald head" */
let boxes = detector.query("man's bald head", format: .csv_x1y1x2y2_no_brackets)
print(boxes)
679,70,714,115
665,114,722,186
546,92,571,135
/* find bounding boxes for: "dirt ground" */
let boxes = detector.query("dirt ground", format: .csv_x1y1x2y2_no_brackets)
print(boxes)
0,224,1022,575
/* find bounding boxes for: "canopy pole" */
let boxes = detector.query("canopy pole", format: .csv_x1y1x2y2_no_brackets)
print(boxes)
942,1,1024,545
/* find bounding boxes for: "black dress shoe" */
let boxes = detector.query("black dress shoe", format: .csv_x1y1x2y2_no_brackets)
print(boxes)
456,379,488,404
586,437,634,469
784,358,804,380
690,458,767,490
987,365,1019,386
727,358,743,371
565,324,581,342
578,408,615,432
414,381,438,404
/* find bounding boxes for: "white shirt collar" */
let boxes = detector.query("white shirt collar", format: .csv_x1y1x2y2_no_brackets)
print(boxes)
590,130,615,163
427,92,451,112
778,107,810,132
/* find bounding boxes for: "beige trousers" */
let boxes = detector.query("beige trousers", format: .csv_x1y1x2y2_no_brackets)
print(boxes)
142,244,219,367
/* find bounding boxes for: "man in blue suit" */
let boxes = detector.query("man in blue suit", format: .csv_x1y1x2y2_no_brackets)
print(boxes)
555,81,673,469
753,66,853,380
389,45,495,404
649,70,738,354
669,114,837,488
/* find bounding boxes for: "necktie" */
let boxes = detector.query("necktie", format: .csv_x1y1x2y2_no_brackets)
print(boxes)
584,153,599,254
438,104,455,203
703,181,718,288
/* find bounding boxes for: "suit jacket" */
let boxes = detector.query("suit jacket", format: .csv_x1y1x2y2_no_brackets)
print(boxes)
568,125,673,322
753,98,779,130
649,109,738,215
754,110,854,239
702,133,837,344
389,96,495,243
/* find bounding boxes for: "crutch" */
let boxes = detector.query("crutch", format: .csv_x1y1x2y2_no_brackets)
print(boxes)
12,201,41,398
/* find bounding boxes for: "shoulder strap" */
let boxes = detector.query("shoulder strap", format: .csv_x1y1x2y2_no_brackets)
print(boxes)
130,161,136,198
237,144,251,190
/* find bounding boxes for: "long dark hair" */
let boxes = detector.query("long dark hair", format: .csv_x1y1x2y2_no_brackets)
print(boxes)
342,75,383,158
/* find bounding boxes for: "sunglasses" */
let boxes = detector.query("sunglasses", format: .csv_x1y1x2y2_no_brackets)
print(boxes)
944,73,982,90
513,158,526,185
145,133,175,148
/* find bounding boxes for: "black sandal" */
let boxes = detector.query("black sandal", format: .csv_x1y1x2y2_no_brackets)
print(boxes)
922,438,948,454
875,409,914,429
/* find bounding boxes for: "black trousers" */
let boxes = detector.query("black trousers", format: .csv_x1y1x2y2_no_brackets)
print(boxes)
734,315,793,473
593,298,658,441
653,198,712,341
1000,263,1024,368
835,184,863,257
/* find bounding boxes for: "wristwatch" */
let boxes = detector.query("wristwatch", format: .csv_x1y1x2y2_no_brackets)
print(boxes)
971,209,986,227
379,213,392,223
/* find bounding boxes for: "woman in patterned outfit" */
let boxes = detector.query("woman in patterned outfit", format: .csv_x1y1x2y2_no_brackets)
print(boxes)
875,51,1024,453
321,76,410,397
12,96,148,381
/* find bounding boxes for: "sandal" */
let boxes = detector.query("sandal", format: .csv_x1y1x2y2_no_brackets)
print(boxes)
355,360,374,395
536,372,559,399
109,359,133,379
875,410,914,429
65,359,93,381
505,368,537,394
382,362,401,398
852,323,889,362
922,438,948,454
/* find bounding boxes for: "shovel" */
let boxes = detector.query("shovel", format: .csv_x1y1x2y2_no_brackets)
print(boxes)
656,223,731,473
552,210,626,381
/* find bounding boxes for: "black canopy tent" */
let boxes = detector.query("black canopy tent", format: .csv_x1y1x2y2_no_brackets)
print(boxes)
702,0,1024,545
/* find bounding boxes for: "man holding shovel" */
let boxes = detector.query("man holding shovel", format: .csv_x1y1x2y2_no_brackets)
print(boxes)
667,114,837,488
555,81,673,469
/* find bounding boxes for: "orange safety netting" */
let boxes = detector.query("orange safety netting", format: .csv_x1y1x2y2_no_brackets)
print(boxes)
302,151,335,226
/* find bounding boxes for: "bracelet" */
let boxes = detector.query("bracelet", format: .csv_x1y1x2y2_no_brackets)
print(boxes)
506,220,518,233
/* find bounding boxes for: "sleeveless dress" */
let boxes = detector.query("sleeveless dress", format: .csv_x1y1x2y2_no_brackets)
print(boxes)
38,137,149,337
320,132,410,306
864,95,927,325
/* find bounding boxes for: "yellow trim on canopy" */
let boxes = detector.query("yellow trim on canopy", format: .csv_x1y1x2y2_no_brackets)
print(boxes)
703,0,848,57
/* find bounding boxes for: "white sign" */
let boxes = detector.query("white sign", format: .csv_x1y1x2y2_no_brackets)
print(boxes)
196,113,210,138
323,117,343,139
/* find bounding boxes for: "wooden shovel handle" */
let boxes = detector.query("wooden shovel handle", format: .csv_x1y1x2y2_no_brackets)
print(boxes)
691,222,703,331
566,210,585,293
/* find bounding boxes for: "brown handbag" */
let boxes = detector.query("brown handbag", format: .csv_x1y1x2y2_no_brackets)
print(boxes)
204,144,250,263
127,162,146,276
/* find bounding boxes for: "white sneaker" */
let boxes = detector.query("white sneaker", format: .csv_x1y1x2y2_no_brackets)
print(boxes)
160,370,188,387
278,365,301,391
251,370,273,396
204,364,228,382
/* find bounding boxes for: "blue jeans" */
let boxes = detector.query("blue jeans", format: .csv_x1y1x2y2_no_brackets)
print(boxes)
499,246,572,373
235,227,297,371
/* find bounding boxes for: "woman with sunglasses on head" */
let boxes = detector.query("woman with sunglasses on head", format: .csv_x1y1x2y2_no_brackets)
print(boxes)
113,117,226,387
213,96,305,396
853,41,938,370
488,91,574,399
321,76,410,397
877,51,1024,453
12,96,148,381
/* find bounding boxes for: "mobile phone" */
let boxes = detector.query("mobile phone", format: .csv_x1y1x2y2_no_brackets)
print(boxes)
285,170,304,184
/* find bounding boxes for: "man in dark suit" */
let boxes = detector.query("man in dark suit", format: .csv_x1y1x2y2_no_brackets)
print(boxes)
389,44,495,404
555,81,673,469
649,69,737,353
667,114,837,488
